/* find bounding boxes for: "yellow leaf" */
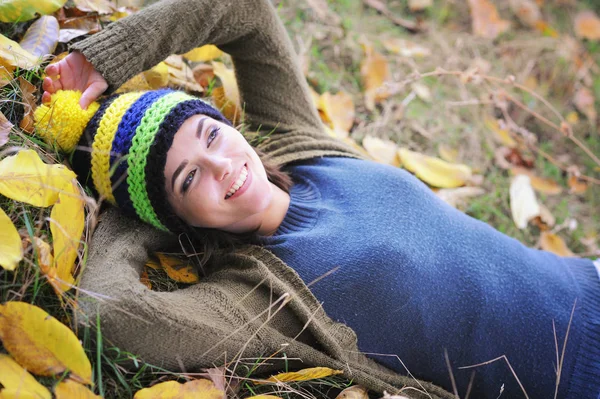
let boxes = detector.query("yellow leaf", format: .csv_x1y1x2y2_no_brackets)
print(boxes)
49,179,84,293
318,91,355,139
31,237,53,273
54,379,100,399
183,45,223,62
0,354,51,399
72,0,115,14
0,390,42,398
0,302,92,384
509,175,540,229
145,257,161,270
437,145,458,163
0,0,67,23
566,111,579,124
360,42,390,111
19,16,59,58
0,207,22,271
540,232,574,257
134,378,225,399
246,396,282,399
484,117,516,148
335,385,369,399
211,61,241,124
362,135,399,166
574,11,600,40
467,0,511,39
261,367,343,384
0,150,75,207
0,34,38,70
144,62,169,89
398,148,472,188
510,167,562,195
156,253,199,284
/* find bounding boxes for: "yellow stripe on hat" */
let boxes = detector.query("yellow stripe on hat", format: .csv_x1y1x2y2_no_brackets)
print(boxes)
91,92,145,204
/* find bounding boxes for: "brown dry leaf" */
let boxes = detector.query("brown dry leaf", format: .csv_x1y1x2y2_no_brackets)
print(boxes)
73,0,115,14
574,11,600,40
318,91,355,139
382,38,430,58
183,45,223,62
435,187,486,209
573,87,597,123
261,367,343,384
156,253,199,284
485,117,516,148
336,385,369,399
54,379,100,399
193,64,215,90
437,145,458,163
58,15,101,33
0,34,38,70
509,0,541,28
211,61,242,124
537,203,556,228
164,55,204,94
0,64,12,88
362,135,399,166
140,269,152,290
408,0,432,12
19,16,59,59
540,232,574,257
398,148,472,188
58,29,88,43
509,175,540,229
0,206,22,271
49,178,84,294
0,110,13,147
18,77,36,133
468,0,511,39
510,167,562,195
134,378,225,399
568,176,587,194
360,42,390,111
0,302,92,384
0,354,51,399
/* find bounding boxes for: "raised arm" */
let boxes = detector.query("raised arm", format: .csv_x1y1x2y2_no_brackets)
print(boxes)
70,0,324,135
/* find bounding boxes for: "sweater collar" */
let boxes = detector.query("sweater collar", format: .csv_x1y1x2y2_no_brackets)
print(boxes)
270,174,320,236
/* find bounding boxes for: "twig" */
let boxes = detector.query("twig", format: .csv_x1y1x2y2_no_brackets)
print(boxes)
362,0,425,32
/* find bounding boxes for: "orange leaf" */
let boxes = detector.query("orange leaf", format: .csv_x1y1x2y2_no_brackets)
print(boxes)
568,176,587,194
318,91,355,139
540,232,574,257
18,77,36,133
511,167,562,195
468,0,510,39
140,269,152,290
156,253,199,284
574,11,600,40
360,42,390,111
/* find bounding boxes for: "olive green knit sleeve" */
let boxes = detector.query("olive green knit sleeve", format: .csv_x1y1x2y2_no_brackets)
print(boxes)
70,0,324,136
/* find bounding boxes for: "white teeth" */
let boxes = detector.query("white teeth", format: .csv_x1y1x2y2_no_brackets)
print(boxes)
226,165,248,198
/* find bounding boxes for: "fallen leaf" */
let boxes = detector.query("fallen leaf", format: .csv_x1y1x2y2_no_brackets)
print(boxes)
538,203,555,228
467,0,511,39
568,175,587,194
0,207,22,272
49,178,84,293
509,174,540,229
408,0,432,12
336,385,369,399
574,11,600,40
382,38,430,58
566,111,579,124
0,354,51,399
31,237,54,273
183,45,223,62
0,34,38,70
318,91,355,139
140,269,152,289
134,378,225,399
0,301,92,384
534,20,559,37
362,135,399,166
164,55,204,94
398,148,472,188
437,145,458,163
510,167,562,195
73,0,115,14
360,42,390,111
435,187,486,209
18,77,37,133
573,87,596,123
144,62,169,89
0,110,13,147
540,232,574,257
19,16,59,58
58,28,89,43
54,379,101,399
485,117,516,148
0,0,67,23
411,82,431,102
156,253,199,284
509,0,541,28
58,15,101,33
211,61,241,124
0,149,76,207
305,0,340,24
105,6,135,22
245,396,282,399
192,63,215,90
261,367,343,384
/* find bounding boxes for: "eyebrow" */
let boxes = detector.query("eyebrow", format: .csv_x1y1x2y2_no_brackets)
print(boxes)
170,117,210,193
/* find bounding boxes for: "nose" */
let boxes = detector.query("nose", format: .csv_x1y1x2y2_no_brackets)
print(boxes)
203,154,232,181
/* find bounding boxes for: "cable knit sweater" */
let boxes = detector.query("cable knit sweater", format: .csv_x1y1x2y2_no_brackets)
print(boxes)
71,0,599,397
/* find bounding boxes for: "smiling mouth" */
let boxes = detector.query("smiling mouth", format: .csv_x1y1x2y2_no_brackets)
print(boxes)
225,164,248,199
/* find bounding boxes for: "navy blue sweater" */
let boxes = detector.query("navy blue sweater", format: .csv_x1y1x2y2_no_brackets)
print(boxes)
262,157,600,399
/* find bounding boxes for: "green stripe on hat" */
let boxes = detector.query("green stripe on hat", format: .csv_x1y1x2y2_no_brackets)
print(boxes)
127,91,194,231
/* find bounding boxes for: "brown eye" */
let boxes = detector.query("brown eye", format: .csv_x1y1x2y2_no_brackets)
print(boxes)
182,169,196,193
207,127,220,147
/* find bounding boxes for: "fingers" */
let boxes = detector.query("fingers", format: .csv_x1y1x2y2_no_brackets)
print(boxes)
42,91,51,104
44,63,59,78
79,80,108,110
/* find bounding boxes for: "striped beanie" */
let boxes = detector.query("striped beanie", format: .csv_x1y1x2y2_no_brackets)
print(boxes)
34,89,231,233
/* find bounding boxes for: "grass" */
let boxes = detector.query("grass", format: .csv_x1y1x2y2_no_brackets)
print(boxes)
1,0,600,398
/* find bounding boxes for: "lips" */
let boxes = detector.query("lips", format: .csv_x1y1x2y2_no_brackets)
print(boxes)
225,164,250,199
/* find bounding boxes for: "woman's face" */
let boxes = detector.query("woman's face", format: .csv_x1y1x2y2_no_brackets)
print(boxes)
164,114,273,233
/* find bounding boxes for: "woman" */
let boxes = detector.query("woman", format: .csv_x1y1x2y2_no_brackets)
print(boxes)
40,0,599,397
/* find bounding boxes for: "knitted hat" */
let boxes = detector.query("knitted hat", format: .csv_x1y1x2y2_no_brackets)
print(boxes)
34,89,232,233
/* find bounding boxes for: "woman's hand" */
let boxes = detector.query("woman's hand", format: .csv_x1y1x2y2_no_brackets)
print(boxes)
42,51,108,110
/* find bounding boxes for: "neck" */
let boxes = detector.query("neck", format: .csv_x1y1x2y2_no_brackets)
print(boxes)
257,182,291,236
